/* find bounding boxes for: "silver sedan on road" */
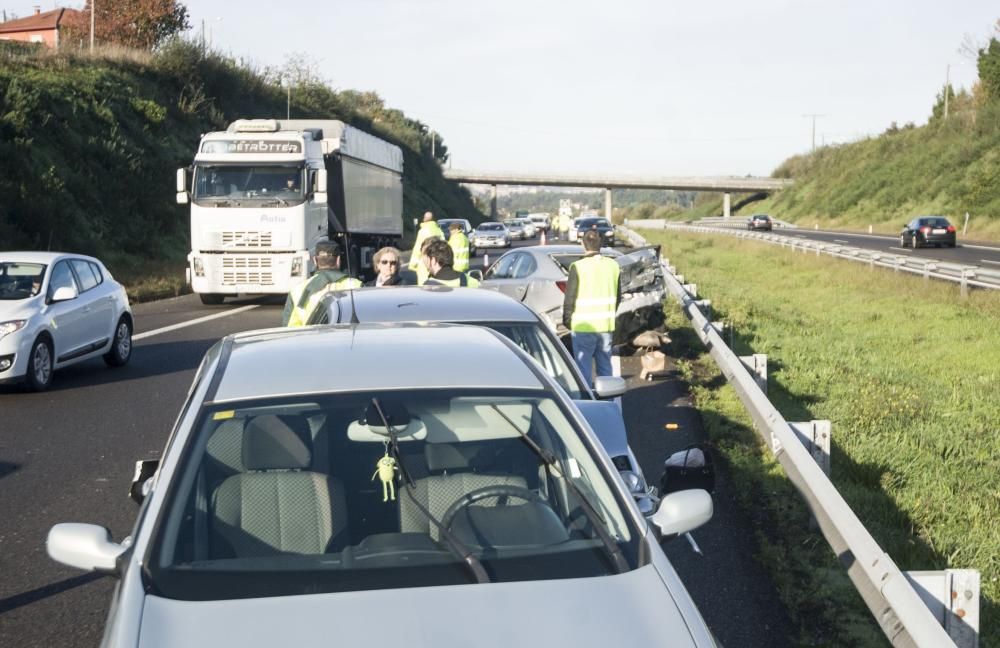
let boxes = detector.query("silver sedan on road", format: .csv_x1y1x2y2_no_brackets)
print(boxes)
47,323,715,647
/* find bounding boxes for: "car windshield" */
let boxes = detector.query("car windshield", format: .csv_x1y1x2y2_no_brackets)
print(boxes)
192,165,305,206
578,218,610,229
503,220,521,228
921,218,951,227
0,262,46,300
148,389,637,600
753,215,770,221
478,224,504,232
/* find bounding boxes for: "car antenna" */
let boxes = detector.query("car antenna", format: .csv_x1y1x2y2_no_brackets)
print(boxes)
341,232,360,325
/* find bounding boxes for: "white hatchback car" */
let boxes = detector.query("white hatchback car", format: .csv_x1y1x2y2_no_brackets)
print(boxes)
0,252,133,391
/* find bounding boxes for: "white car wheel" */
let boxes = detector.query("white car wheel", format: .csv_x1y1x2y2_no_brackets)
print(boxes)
104,317,133,367
26,337,53,392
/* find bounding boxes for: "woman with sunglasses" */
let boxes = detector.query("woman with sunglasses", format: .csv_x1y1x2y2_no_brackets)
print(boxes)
367,247,409,287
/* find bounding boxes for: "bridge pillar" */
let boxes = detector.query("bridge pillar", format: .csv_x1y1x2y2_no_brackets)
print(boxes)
605,188,612,220
723,193,731,218
490,184,497,220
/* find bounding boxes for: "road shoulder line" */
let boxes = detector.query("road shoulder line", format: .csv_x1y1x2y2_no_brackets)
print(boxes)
134,305,259,341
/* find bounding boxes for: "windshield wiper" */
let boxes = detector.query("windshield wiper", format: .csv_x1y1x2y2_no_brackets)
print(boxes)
489,404,629,574
261,197,288,207
369,398,491,584
207,198,233,207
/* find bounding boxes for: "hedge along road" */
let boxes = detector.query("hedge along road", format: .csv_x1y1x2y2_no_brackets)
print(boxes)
0,255,793,647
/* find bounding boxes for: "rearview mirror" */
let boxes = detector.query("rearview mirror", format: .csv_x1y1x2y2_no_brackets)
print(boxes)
50,285,78,303
176,168,188,205
593,375,626,399
47,523,126,573
650,489,713,538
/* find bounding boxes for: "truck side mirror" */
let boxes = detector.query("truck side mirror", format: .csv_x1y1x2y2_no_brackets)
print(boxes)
314,169,328,204
176,168,188,205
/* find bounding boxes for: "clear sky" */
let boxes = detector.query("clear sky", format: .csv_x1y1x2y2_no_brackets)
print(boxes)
7,1,998,176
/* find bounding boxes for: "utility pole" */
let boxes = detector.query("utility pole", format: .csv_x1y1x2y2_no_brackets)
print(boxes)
944,63,951,119
430,129,435,160
802,114,826,152
89,0,95,52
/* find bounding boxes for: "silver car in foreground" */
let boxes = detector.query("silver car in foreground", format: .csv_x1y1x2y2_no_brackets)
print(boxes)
48,324,715,647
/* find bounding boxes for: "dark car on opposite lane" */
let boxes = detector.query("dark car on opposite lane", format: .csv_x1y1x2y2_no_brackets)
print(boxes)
900,216,957,249
747,214,773,231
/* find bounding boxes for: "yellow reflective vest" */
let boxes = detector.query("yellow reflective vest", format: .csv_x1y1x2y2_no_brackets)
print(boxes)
283,270,363,327
449,231,470,272
426,272,480,288
568,255,620,333
408,221,445,271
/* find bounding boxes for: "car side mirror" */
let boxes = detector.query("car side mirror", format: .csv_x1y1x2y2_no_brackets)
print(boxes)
650,490,713,538
47,523,126,573
129,459,159,504
467,269,484,282
50,285,78,303
175,168,188,205
593,375,626,399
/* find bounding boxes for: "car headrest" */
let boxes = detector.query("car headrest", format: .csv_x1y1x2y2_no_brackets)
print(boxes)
242,415,312,471
425,443,478,472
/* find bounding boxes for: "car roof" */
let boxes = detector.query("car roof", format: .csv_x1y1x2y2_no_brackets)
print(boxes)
213,322,545,403
505,244,622,257
0,251,99,265
323,286,540,324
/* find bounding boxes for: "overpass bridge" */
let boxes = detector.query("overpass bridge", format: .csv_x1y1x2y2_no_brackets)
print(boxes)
442,169,794,219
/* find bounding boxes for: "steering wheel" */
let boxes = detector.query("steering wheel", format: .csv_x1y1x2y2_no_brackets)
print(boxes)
441,484,548,530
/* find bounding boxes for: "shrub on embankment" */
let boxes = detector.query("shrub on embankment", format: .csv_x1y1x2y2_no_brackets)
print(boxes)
645,230,999,645
0,40,478,299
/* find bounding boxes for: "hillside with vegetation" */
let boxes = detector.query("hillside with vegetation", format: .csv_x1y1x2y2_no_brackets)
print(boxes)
0,40,479,299
621,25,1000,241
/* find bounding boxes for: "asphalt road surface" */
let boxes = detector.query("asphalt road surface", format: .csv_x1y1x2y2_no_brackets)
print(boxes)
768,227,1000,268
0,235,793,647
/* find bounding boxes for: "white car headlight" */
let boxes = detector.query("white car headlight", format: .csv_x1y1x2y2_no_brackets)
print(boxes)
0,320,28,342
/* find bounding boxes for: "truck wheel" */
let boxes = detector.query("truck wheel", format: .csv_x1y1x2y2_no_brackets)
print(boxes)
200,293,225,306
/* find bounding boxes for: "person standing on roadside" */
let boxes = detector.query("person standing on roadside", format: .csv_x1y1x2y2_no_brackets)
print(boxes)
408,211,444,277
422,239,480,287
282,240,362,327
448,222,470,272
562,230,621,387
367,247,407,287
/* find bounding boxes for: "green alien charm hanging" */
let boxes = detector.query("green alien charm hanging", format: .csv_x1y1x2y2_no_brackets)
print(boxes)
371,451,398,502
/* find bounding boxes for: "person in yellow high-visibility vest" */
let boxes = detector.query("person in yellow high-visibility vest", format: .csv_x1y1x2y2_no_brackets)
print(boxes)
282,240,362,327
447,222,471,272
409,211,444,282
423,239,480,288
562,229,621,387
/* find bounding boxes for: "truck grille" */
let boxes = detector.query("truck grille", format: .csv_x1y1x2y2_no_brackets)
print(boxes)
221,257,273,286
221,231,272,248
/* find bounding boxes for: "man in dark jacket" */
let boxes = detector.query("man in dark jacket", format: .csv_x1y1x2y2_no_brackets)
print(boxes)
422,239,480,287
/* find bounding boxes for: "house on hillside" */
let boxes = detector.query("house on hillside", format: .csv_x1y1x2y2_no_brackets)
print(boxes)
0,7,83,49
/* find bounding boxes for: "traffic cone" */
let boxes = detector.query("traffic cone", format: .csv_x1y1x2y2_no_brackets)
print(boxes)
483,252,489,268
540,230,547,246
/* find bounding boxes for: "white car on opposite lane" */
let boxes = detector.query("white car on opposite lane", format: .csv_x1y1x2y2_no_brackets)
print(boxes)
0,252,133,391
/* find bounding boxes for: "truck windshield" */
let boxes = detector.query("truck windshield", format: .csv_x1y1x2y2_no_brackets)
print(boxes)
193,165,305,206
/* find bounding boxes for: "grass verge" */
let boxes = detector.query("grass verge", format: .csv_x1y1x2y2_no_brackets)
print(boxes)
644,230,999,646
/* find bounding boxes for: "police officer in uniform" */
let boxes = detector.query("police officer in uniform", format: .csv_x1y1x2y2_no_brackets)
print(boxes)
562,229,621,387
282,240,362,327
448,222,471,272
423,239,480,287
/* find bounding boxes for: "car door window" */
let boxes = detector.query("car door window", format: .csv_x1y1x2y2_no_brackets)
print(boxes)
70,259,99,292
89,262,105,285
47,261,78,299
486,254,518,279
510,254,537,279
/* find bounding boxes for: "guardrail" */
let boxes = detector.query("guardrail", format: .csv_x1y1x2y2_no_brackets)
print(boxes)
626,221,1000,292
618,224,981,648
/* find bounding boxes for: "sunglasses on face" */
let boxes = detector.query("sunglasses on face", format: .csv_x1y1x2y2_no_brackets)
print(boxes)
379,259,399,266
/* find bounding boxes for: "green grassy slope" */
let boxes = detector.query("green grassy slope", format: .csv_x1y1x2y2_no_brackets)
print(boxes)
0,41,479,298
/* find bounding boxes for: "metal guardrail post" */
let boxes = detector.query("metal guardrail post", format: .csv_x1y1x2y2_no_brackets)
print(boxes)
905,570,980,648
683,283,698,297
789,420,831,477
739,354,768,393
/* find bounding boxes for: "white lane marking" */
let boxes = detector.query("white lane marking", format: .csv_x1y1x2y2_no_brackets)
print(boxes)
981,259,1000,266
133,305,259,341
833,239,849,244
888,247,912,253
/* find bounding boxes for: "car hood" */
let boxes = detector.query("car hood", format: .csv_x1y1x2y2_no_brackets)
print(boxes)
0,297,40,320
137,565,700,647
